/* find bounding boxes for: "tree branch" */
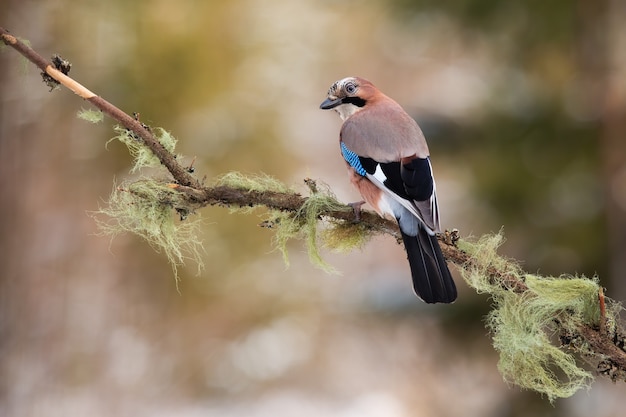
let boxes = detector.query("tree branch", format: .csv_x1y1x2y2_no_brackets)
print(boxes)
2,26,625,394
1,27,198,188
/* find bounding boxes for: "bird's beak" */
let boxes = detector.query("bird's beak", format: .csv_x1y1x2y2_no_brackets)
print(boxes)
320,97,342,110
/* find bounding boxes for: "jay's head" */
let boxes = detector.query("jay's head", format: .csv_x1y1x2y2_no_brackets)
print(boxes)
320,77,378,121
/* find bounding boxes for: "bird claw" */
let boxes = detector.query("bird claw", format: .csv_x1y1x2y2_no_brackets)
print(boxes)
348,200,366,222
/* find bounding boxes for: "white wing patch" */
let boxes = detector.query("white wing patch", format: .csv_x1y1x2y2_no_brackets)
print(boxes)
371,164,387,184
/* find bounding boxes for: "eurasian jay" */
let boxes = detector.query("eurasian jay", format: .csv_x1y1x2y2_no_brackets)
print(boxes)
320,76,457,304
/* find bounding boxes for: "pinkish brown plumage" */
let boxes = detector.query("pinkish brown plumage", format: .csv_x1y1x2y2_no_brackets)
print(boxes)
321,77,457,303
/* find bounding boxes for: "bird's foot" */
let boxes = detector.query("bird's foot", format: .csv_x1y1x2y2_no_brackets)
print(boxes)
347,200,366,222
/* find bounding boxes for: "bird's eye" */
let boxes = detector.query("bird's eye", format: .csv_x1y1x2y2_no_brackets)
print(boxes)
345,82,357,95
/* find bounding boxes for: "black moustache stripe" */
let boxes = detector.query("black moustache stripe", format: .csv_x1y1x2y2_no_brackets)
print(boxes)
341,96,367,107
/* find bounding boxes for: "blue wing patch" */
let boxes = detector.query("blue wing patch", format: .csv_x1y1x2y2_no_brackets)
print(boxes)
340,142,367,176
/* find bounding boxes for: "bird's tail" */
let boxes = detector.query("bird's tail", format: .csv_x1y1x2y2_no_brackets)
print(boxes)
400,226,457,303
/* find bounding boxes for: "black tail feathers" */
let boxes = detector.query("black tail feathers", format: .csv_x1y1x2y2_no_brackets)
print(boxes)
400,227,457,304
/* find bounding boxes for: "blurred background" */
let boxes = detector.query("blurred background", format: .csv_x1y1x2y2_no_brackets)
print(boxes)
1,0,625,416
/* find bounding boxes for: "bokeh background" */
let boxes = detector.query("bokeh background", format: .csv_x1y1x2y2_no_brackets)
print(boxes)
1,0,625,416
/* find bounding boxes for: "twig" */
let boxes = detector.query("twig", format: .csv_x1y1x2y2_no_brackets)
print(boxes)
599,287,607,335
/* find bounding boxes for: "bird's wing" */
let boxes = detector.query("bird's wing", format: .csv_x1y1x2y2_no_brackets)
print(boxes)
367,162,440,234
340,141,440,234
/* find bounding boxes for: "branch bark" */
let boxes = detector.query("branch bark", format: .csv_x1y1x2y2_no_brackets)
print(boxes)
2,25,626,384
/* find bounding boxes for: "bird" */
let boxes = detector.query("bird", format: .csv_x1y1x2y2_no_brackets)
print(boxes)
320,76,457,303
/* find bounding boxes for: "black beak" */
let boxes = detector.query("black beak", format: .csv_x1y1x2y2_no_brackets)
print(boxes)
320,97,342,110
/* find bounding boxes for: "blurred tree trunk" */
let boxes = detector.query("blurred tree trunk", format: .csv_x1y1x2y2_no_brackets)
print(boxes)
580,0,626,298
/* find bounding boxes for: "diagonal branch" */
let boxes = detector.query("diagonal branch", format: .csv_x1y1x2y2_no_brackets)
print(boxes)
1,26,198,188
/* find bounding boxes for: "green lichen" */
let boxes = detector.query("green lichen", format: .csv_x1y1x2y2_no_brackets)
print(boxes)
77,108,104,123
320,220,372,253
213,173,370,272
92,179,204,280
78,112,201,278
457,233,618,402
215,171,294,195
107,126,177,173
274,190,352,273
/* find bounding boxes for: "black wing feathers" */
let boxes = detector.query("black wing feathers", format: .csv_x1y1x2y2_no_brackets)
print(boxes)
358,156,378,176
358,156,434,203
401,157,433,202
358,156,412,200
